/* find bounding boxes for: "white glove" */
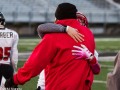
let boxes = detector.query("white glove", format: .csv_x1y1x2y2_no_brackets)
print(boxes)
72,44,93,60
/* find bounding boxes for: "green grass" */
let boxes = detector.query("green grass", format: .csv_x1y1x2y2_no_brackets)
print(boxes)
18,38,40,52
95,38,120,52
94,61,113,81
92,83,107,90
96,41,120,52
92,61,114,90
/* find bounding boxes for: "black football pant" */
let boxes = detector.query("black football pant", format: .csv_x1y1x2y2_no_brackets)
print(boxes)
0,64,13,85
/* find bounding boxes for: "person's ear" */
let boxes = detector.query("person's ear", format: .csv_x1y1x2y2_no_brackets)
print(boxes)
54,18,58,23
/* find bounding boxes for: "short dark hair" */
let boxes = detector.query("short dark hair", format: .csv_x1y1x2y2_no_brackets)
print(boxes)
55,3,78,20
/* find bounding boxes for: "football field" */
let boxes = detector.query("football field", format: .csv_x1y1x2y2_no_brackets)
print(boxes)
17,37,119,90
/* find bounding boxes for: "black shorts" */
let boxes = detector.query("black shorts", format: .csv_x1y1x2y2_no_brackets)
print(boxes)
0,64,14,85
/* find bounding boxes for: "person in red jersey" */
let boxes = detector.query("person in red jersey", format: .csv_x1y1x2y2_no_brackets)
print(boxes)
36,12,100,90
5,3,98,90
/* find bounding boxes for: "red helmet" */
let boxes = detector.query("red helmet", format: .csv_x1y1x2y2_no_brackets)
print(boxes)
76,12,88,27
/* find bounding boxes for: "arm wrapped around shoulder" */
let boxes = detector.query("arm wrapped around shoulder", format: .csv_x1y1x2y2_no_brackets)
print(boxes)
37,23,66,38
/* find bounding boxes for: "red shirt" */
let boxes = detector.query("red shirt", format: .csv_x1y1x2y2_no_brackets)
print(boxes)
14,19,96,90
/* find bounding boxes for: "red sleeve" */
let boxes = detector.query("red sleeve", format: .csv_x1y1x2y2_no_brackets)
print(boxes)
89,56,101,75
14,35,57,85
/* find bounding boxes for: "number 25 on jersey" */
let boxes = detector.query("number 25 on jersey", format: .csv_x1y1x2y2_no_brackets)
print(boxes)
0,47,11,61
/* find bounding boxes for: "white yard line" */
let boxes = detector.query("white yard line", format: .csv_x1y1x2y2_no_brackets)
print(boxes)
101,65,113,68
98,56,115,61
19,43,37,45
95,38,120,41
94,80,106,84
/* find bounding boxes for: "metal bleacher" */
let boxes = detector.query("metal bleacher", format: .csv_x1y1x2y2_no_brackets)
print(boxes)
0,0,120,23
47,0,120,23
0,0,30,22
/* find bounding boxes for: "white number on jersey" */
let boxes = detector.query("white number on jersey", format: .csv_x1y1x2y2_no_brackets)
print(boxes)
0,47,11,61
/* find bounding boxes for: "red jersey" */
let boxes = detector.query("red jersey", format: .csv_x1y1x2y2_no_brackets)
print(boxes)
14,19,96,90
